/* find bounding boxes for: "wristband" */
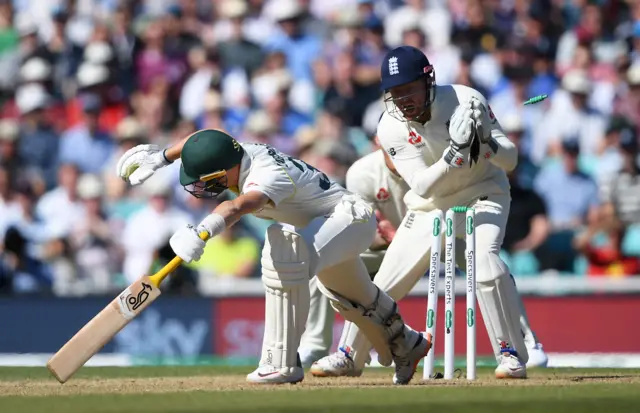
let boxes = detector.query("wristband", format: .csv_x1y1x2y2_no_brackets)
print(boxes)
162,148,172,164
198,213,226,238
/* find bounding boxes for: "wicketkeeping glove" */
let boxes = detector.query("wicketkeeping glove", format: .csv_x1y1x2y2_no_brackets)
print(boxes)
448,102,475,149
469,97,491,142
444,102,476,168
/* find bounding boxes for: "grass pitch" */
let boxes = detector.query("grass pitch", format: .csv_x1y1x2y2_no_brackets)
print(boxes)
1,366,639,413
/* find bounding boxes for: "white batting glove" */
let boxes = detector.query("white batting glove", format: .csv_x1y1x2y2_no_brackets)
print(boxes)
116,144,172,186
169,225,206,263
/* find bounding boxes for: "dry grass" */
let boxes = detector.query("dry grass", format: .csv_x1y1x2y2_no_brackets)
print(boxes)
3,369,640,397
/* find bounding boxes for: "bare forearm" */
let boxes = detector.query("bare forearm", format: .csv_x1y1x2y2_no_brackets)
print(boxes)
164,134,194,162
213,200,247,227
369,233,390,251
212,193,269,227
526,215,550,250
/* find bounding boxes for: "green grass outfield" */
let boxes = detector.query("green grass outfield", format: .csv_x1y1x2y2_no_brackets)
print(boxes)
1,366,640,413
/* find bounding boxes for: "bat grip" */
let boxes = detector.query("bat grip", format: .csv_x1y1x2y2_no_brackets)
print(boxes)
148,231,210,287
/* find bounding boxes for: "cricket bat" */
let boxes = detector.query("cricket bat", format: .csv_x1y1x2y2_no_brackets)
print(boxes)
46,232,209,383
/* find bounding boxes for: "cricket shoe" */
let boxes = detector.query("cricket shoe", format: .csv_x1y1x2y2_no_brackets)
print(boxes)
246,365,305,384
246,353,305,384
495,344,527,379
309,346,363,377
391,331,432,385
526,342,548,368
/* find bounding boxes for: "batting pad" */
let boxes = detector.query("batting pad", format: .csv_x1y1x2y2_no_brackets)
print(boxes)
260,225,311,369
336,321,372,370
476,253,529,363
318,283,403,367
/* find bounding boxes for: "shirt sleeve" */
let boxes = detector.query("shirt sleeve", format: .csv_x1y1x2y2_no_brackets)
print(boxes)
586,179,601,209
599,175,616,204
241,163,295,206
345,159,377,205
464,87,518,172
376,116,450,198
529,191,547,216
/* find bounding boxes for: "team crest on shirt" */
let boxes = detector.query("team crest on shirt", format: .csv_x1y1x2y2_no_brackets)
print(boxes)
376,188,390,201
408,131,426,148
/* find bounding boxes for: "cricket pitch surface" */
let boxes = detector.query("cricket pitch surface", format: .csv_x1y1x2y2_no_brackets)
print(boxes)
1,366,640,412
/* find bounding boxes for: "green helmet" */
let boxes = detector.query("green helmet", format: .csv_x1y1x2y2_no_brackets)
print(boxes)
179,129,245,197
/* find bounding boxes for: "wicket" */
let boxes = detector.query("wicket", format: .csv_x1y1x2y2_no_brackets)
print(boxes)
423,206,476,381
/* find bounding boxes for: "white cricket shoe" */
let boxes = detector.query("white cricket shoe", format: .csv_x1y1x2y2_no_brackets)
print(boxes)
526,343,549,368
392,332,432,385
495,345,527,379
309,346,363,377
246,365,305,384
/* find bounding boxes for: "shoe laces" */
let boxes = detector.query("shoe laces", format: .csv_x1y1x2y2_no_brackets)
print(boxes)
258,364,279,374
327,348,354,369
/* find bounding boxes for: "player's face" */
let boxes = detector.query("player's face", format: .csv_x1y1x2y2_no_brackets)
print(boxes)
387,79,428,120
185,171,229,198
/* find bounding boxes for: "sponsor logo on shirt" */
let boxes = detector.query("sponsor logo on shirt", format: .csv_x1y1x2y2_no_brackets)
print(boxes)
408,131,426,148
488,104,497,124
246,182,258,188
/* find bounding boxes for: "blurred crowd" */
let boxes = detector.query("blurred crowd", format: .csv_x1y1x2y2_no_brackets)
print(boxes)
1,0,640,296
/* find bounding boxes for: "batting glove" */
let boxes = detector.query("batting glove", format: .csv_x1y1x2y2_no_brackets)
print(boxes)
116,144,172,186
169,225,206,263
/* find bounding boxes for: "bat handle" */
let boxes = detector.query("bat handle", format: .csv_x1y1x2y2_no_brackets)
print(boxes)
148,231,210,287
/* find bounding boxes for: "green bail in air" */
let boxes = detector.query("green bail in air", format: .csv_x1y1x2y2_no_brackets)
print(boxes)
523,94,548,105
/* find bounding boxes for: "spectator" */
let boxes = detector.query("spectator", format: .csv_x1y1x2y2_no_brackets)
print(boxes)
66,173,117,295
573,126,640,276
190,224,260,279
215,0,264,77
599,127,640,230
533,139,600,272
0,119,20,185
35,162,83,244
613,63,640,131
263,0,322,83
120,176,191,284
15,83,59,189
533,69,607,164
58,93,115,174
179,47,222,122
503,168,550,275
499,113,538,190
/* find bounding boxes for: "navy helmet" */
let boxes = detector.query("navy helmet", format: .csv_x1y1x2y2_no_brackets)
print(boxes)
380,46,436,120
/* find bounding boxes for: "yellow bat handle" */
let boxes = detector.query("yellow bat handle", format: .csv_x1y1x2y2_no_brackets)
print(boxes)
148,231,210,288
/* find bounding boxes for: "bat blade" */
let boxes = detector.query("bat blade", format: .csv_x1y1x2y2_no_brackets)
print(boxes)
46,275,161,383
